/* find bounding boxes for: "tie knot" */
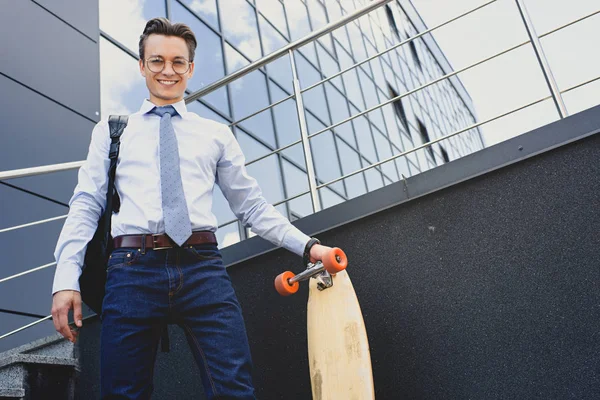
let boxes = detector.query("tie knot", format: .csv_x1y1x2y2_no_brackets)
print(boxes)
150,105,178,118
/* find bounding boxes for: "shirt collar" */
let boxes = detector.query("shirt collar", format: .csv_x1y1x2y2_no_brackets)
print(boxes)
140,98,187,116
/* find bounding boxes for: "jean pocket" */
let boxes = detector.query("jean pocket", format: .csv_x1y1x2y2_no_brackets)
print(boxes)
187,245,222,261
107,248,142,271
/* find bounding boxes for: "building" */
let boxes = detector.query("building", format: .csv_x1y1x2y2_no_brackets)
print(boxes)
100,0,484,246
0,0,482,352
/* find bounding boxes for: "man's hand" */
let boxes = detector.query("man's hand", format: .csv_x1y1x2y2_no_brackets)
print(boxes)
51,290,83,343
309,244,332,264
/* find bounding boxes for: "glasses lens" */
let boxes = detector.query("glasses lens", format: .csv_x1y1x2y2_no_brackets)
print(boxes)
147,59,164,73
173,60,189,74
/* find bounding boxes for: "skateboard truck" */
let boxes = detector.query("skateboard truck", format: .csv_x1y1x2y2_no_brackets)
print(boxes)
274,248,348,296
288,262,333,291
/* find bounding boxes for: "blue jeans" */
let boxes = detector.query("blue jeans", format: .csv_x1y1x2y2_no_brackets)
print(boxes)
100,243,255,399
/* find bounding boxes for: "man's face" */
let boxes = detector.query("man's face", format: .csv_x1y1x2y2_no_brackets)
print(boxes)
139,34,194,106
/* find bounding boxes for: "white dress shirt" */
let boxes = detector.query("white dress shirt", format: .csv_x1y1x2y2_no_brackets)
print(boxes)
52,99,311,295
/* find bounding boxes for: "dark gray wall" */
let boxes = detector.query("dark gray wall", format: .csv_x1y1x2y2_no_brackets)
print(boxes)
78,119,599,398
0,0,100,353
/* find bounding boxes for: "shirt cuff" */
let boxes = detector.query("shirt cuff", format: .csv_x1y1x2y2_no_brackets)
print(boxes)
281,226,312,257
52,262,82,295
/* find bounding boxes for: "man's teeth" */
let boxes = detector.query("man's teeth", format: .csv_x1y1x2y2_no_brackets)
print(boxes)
158,80,177,85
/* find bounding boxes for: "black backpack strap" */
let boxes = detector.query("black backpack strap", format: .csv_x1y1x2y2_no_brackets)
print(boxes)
101,115,129,255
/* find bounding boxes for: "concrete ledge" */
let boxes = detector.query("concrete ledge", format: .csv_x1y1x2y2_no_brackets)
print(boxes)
0,387,25,397
0,354,78,371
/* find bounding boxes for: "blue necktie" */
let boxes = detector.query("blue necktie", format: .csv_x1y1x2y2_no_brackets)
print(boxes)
150,105,192,247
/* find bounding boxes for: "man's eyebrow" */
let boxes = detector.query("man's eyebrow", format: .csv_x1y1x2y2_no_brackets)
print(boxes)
148,54,187,59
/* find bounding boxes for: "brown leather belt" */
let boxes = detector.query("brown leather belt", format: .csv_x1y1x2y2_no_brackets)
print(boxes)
113,231,217,250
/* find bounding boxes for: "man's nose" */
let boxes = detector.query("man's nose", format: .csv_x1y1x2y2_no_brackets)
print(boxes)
162,61,176,75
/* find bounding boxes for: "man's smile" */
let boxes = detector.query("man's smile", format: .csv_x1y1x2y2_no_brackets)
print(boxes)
157,79,179,86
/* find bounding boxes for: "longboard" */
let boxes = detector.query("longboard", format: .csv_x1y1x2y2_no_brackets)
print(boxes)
275,249,374,399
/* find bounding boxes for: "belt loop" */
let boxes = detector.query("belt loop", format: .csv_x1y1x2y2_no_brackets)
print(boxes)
141,234,146,254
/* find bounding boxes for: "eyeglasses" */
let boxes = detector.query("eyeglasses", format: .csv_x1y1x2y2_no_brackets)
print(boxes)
145,57,191,74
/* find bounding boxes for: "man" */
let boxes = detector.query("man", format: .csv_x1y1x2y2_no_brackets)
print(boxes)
51,17,331,399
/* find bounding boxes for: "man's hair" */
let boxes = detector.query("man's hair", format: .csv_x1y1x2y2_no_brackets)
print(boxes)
139,17,197,62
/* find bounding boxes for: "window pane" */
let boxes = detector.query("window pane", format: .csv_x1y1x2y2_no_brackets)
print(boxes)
324,0,342,23
373,131,398,181
337,140,367,199
296,54,330,124
187,100,229,125
221,0,261,60
226,45,276,147
289,193,314,220
259,16,293,93
100,0,166,55
307,0,328,30
256,0,288,37
339,60,364,110
358,14,376,47
346,20,366,62
316,43,343,91
286,0,311,40
237,130,284,204
306,114,344,194
100,38,148,116
394,151,410,179
324,82,348,122
171,3,229,114
306,0,334,54
352,114,377,163
319,187,345,210
358,67,379,109
370,58,387,92
285,0,318,63
364,163,384,191
270,83,305,167
333,26,351,53
179,0,219,29
295,51,321,88
282,159,308,198
381,104,403,149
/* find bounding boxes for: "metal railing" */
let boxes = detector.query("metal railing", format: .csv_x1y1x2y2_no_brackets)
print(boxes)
1,0,599,340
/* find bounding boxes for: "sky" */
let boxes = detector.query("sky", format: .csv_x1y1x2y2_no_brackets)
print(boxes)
412,0,600,146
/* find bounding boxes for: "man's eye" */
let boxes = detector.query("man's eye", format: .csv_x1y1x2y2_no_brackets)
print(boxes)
149,59,163,64
174,60,186,65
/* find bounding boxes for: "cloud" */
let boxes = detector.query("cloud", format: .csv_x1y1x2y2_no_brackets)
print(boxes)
220,0,262,60
188,0,217,19
100,39,142,117
99,0,147,55
98,0,147,116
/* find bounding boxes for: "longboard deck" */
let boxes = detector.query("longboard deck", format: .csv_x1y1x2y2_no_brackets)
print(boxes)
307,270,374,400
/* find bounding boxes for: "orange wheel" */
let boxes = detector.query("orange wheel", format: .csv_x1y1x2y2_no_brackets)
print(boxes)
274,271,299,296
322,247,348,274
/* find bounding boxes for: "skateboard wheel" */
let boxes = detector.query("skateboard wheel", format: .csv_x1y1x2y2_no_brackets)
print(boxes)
274,271,299,296
322,247,348,274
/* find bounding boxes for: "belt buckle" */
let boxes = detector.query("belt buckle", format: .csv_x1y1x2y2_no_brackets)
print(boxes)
152,234,172,250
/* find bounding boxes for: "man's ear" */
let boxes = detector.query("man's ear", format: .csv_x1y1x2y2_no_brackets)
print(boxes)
139,59,146,77
188,61,195,79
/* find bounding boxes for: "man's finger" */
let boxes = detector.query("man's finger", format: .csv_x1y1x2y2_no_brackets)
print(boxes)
58,309,74,342
51,309,60,332
73,295,83,328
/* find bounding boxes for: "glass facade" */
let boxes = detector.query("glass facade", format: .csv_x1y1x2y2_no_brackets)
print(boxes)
99,0,484,248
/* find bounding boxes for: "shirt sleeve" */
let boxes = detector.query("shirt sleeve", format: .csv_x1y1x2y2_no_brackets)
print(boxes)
215,126,311,256
52,120,110,295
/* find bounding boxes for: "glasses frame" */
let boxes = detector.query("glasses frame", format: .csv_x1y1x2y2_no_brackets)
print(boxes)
144,57,192,75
